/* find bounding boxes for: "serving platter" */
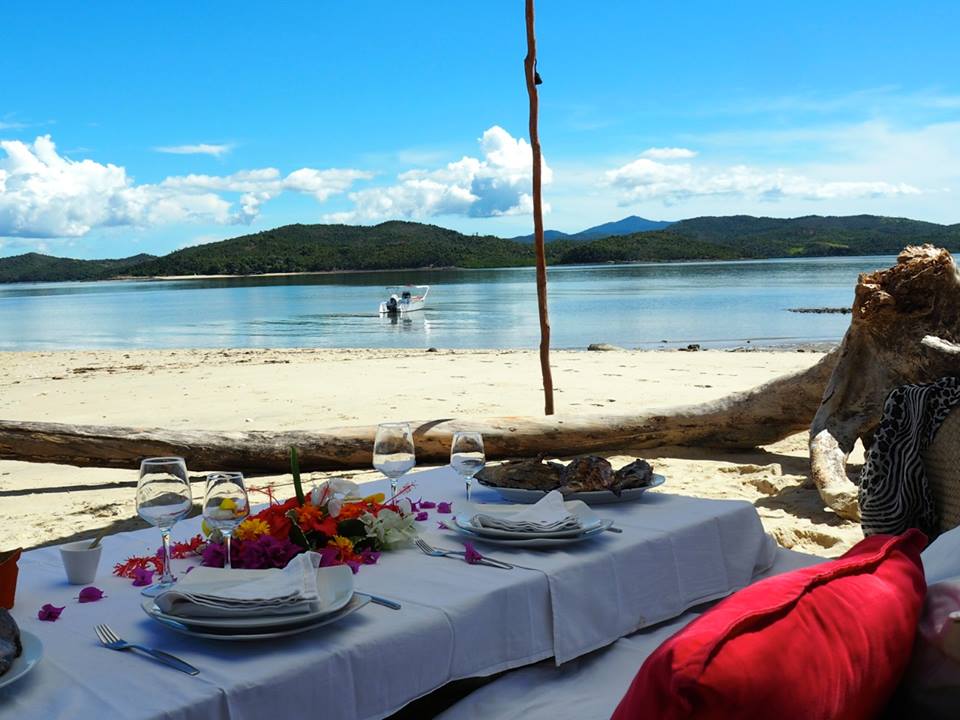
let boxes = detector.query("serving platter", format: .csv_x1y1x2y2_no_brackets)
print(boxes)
0,630,43,691
478,474,665,505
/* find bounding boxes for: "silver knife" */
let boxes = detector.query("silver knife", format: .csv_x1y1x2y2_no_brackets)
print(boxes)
358,592,402,610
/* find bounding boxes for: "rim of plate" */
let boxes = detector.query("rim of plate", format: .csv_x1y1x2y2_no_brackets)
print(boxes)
0,630,43,690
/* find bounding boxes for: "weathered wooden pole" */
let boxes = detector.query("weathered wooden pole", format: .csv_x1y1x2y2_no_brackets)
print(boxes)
524,0,555,415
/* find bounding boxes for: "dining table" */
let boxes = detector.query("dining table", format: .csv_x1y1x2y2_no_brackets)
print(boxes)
0,466,777,720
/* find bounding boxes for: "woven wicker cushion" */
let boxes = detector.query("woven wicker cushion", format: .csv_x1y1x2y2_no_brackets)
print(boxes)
923,407,960,534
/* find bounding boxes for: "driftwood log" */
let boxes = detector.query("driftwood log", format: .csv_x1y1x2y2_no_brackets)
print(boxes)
0,349,837,472
810,245,960,520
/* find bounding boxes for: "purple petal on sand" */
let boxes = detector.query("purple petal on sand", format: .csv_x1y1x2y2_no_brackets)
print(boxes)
415,511,429,521
419,500,437,509
437,502,453,514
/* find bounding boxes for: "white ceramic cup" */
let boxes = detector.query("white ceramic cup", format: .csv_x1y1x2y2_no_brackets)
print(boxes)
59,541,103,585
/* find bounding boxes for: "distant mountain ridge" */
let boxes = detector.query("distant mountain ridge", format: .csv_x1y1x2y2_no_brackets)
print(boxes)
510,215,672,243
2,214,959,283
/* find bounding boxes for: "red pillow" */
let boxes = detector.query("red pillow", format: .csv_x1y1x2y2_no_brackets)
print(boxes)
611,530,928,720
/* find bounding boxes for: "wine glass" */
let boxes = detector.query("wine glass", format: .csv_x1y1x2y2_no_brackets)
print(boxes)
450,431,485,502
373,422,416,498
135,457,193,597
203,472,250,569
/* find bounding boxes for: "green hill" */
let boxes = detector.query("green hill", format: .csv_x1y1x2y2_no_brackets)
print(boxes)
2,215,960,283
0,252,156,283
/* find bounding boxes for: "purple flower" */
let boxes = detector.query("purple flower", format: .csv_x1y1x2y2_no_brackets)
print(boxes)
132,568,155,587
415,511,429,522
239,540,267,570
463,542,484,565
184,565,195,574
38,603,64,621
346,560,360,574
260,535,298,569
201,542,226,568
78,586,105,603
437,520,451,530
437,502,453,514
408,498,421,512
359,550,381,565
316,546,342,568
419,500,437,509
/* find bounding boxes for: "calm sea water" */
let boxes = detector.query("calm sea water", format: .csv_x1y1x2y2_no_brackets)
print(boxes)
0,256,894,351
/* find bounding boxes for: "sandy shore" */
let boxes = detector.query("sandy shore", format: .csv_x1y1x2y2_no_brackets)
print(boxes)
0,347,862,555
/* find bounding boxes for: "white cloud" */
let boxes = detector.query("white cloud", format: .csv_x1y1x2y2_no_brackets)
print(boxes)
0,135,372,238
328,126,550,222
640,147,698,160
154,143,234,157
606,152,920,205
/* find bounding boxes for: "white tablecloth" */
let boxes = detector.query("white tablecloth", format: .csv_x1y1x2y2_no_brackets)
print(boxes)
0,467,775,720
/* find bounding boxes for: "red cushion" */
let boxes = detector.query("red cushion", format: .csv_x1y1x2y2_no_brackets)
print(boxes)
611,530,928,720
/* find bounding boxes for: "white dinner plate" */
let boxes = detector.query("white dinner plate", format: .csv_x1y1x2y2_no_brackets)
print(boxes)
145,564,354,631
143,594,370,641
478,474,665,505
0,630,43,691
450,521,612,548
453,513,605,539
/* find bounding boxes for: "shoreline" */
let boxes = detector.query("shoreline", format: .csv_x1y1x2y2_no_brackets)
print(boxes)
0,347,863,556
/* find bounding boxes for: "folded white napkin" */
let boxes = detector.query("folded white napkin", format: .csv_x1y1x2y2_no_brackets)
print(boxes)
473,490,582,533
154,553,352,619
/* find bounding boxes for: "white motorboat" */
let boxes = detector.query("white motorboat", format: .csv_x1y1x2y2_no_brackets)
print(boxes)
379,285,429,315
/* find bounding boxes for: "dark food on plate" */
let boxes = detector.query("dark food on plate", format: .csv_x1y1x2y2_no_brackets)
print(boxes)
476,455,655,496
0,608,22,677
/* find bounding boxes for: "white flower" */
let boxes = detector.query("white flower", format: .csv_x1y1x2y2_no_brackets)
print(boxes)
328,497,343,518
311,485,325,507
361,509,418,550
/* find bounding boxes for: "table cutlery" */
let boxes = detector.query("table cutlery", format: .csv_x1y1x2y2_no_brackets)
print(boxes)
358,593,402,610
94,623,199,675
415,538,514,569
605,526,623,534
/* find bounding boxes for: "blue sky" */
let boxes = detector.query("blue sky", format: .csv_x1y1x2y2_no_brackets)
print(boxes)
1,0,959,259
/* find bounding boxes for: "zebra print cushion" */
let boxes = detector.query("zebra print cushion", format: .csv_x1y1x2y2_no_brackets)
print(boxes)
859,377,960,537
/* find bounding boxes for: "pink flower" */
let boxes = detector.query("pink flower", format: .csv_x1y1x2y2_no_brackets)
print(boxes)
38,603,64,621
359,550,381,565
415,511,429,522
78,586,105,603
132,568,154,587
419,500,437,509
437,502,453,514
463,542,484,565
437,521,451,530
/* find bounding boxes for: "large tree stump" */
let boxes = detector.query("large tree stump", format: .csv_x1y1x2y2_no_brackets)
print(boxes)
810,245,960,520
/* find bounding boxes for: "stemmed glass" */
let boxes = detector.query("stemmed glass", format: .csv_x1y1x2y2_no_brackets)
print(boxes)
203,472,250,569
450,431,485,502
373,422,416,498
135,457,193,597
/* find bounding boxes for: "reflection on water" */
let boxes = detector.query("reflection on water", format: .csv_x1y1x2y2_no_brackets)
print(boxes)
0,256,894,350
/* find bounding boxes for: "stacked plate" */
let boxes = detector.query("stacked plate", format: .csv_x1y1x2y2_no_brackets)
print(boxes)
141,564,369,641
478,474,665,505
451,494,614,548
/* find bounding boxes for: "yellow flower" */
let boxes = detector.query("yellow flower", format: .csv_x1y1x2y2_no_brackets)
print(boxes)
235,518,270,541
363,493,386,504
330,535,354,557
219,498,237,511
201,519,213,536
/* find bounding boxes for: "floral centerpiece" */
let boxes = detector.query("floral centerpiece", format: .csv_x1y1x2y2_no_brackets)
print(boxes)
200,449,418,572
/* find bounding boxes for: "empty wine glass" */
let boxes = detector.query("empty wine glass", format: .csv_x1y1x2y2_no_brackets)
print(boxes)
135,457,193,597
373,422,416,498
450,431,485,502
203,472,249,569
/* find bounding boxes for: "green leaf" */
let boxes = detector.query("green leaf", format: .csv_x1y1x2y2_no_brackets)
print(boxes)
285,510,310,550
290,446,305,506
336,518,366,538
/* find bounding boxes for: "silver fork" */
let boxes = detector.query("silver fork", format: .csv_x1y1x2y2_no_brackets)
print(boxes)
95,624,199,676
415,537,513,569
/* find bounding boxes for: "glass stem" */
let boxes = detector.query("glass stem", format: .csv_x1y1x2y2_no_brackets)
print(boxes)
224,531,233,570
465,476,472,502
160,528,175,585
390,477,398,498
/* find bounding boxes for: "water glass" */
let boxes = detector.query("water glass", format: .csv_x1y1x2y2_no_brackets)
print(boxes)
450,431,485,501
373,422,416,497
135,457,193,597
203,472,249,569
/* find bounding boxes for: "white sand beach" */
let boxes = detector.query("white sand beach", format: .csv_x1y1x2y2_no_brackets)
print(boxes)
0,347,863,555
